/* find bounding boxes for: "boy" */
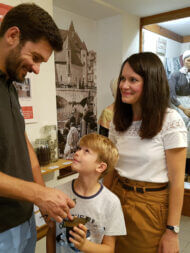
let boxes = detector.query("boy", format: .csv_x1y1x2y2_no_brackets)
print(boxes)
47,133,126,253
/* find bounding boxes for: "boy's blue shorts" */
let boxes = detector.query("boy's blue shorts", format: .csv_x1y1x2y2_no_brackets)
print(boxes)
0,213,36,253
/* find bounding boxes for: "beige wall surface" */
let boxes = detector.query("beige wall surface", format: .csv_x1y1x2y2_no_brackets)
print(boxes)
3,0,57,144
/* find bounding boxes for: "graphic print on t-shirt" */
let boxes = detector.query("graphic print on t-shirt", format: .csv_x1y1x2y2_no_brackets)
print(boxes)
56,216,105,252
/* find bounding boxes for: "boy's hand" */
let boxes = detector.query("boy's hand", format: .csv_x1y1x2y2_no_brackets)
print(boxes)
69,223,87,250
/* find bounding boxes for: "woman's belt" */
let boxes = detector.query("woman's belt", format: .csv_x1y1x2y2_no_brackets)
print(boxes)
118,178,168,193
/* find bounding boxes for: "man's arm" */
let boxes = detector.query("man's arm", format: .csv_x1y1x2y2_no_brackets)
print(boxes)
0,133,75,222
0,171,74,222
25,133,45,186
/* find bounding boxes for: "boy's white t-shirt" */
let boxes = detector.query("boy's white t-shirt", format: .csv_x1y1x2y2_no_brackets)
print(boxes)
56,180,126,253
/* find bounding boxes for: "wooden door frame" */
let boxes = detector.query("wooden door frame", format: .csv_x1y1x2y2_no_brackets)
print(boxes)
139,7,190,52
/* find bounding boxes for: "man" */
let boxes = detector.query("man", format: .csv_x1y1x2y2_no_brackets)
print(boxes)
0,3,75,252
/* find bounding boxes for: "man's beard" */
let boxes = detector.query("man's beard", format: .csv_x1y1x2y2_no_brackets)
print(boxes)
5,45,26,82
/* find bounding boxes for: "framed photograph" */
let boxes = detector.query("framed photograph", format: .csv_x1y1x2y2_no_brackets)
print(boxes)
156,37,167,56
13,74,36,124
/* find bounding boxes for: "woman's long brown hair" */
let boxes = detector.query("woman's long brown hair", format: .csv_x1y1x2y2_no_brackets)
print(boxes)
114,52,169,139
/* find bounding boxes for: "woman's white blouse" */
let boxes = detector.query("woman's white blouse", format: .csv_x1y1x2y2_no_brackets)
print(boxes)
109,108,187,183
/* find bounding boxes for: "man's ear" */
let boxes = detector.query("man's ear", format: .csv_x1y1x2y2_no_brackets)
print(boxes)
5,26,20,46
96,162,107,174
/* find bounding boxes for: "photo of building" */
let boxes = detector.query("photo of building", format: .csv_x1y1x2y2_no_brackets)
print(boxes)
55,21,97,159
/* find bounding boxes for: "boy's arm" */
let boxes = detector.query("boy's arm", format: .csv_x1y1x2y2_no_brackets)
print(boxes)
69,224,115,253
46,223,56,253
81,235,115,253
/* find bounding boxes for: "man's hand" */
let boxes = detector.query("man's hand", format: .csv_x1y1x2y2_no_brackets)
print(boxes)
40,209,54,228
69,224,87,250
158,230,179,253
35,187,75,223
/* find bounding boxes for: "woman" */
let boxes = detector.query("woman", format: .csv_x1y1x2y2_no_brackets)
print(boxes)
104,52,187,253
98,78,118,136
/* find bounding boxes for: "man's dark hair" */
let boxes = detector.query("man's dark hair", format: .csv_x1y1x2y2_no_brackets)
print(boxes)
0,3,63,51
114,52,169,139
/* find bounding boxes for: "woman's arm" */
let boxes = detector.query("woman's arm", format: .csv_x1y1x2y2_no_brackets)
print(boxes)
158,147,186,253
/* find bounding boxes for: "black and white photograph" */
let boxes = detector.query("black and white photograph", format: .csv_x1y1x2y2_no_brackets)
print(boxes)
55,21,97,159
13,78,31,99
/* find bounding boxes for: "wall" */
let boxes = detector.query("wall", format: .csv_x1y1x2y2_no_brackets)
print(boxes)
53,6,140,119
97,14,139,117
97,15,123,117
143,29,182,58
181,42,190,54
4,0,57,144
122,14,140,61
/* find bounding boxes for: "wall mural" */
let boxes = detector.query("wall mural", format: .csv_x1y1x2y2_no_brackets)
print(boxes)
55,22,97,159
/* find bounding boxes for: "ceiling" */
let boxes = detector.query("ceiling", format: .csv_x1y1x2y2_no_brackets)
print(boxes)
53,0,190,36
158,17,190,36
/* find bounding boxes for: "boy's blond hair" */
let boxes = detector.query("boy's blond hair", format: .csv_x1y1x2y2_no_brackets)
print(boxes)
79,133,119,177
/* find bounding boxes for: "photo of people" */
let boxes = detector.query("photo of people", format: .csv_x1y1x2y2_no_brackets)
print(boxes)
55,21,97,159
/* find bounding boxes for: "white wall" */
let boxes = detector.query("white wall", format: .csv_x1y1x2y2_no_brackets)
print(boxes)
143,29,182,58
97,14,139,117
97,15,123,117
122,14,140,61
4,0,57,144
181,42,190,54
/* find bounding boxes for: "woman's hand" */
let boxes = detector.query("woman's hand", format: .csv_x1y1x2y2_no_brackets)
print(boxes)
158,230,179,253
69,223,88,250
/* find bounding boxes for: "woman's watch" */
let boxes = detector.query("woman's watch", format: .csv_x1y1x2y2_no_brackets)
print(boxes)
166,225,180,234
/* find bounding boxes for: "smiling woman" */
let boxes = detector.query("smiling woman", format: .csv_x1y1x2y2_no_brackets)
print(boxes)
119,62,144,115
104,52,187,253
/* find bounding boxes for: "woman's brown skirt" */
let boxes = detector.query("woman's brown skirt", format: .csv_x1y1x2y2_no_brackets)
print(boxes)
111,173,169,253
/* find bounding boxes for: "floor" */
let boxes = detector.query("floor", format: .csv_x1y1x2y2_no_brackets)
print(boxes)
180,215,190,252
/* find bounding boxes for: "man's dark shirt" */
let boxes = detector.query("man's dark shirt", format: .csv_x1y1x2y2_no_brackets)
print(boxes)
0,71,33,232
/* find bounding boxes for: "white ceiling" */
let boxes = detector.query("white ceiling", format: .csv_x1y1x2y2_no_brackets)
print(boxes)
53,0,190,36
158,17,190,36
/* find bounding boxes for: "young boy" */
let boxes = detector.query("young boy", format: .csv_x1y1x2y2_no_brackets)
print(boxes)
47,133,126,253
